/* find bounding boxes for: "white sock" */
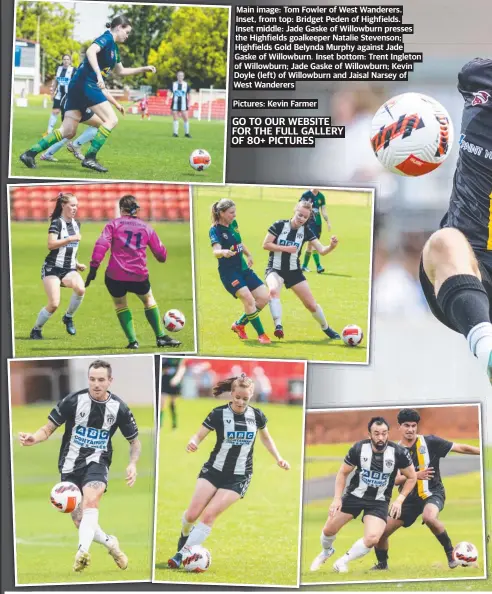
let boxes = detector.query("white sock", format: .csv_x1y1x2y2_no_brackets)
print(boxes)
173,120,179,134
78,508,99,552
66,293,84,317
184,121,190,134
93,526,111,548
34,307,53,329
182,512,193,537
343,537,371,563
74,127,98,147
180,521,211,552
321,532,336,553
269,297,282,326
47,113,58,133
312,303,328,330
467,322,492,371
45,138,68,156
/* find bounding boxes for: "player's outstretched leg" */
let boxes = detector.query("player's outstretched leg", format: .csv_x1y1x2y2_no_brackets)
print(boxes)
231,313,249,339
184,116,191,138
20,129,65,169
310,531,336,571
30,276,62,339
292,282,340,339
139,294,182,348
421,503,457,568
265,272,284,339
116,306,139,349
40,137,68,162
422,228,492,382
334,516,385,573
312,251,325,273
236,288,271,344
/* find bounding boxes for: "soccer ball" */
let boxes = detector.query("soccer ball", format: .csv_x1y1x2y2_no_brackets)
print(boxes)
370,92,454,176
453,541,479,567
164,309,186,332
50,481,82,513
182,545,212,573
190,149,211,171
342,324,364,347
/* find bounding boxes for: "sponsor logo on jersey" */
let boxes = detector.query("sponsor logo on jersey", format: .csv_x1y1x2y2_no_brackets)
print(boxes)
279,239,301,249
419,446,427,454
73,426,110,450
471,91,490,106
226,431,255,445
361,468,391,488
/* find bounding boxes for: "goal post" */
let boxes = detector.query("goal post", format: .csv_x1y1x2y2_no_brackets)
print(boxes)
196,88,227,121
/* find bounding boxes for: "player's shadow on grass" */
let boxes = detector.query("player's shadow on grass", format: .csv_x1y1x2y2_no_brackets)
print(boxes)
317,272,352,278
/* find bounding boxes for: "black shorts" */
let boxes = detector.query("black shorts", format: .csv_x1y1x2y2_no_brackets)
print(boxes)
265,267,306,290
400,493,445,528
198,465,252,498
53,97,65,110
105,274,151,298
61,462,109,493
41,263,75,282
419,255,492,332
162,374,180,396
312,223,322,239
341,493,389,523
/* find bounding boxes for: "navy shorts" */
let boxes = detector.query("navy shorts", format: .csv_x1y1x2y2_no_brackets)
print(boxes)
65,79,108,114
312,223,322,239
61,95,93,123
198,465,252,498
219,267,264,297
61,462,109,493
341,493,389,523
105,274,151,298
400,493,445,528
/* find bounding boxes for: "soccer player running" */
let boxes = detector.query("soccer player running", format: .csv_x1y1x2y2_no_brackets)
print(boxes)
30,192,86,340
20,15,156,173
160,358,187,429
171,71,191,138
210,199,272,344
419,58,492,384
310,417,416,573
263,200,340,340
18,359,141,572
372,408,480,571
85,195,181,349
139,94,150,121
300,189,332,274
45,54,75,135
167,374,290,568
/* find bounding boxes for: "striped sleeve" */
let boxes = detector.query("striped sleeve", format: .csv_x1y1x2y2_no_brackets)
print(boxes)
254,408,267,430
268,220,284,236
203,408,220,430
48,218,61,235
117,404,139,440
48,393,75,426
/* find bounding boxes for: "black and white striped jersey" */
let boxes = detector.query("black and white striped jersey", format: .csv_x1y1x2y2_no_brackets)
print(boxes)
54,65,75,99
45,217,80,270
267,219,317,272
171,81,190,111
344,439,412,502
202,404,267,475
48,389,138,474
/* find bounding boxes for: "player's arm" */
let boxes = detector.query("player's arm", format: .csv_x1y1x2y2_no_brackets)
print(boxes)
389,464,417,519
102,88,125,115
450,443,480,455
241,242,254,267
212,242,235,259
148,229,167,263
263,232,297,254
114,62,156,77
126,437,141,487
86,222,113,286
258,427,290,469
170,359,187,387
85,43,105,87
310,236,339,256
186,424,211,452
47,232,82,250
19,420,58,446
320,204,331,230
330,462,353,517
50,77,58,99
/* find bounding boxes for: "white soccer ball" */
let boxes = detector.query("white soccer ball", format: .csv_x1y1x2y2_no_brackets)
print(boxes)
182,545,212,573
189,149,211,171
370,92,454,176
50,481,82,513
164,309,186,332
342,324,364,347
453,541,479,567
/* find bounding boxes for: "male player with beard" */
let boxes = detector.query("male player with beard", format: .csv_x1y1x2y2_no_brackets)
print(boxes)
310,417,416,573
372,408,480,571
18,359,141,573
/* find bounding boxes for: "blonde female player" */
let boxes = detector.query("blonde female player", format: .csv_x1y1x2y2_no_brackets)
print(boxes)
30,193,86,339
263,200,340,340
167,374,290,568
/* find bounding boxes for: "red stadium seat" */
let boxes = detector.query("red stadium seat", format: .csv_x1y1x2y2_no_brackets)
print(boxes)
12,200,29,220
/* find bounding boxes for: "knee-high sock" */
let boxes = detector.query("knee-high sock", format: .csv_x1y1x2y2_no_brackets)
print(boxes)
312,304,328,330
144,305,165,338
78,508,99,552
34,307,52,329
28,129,63,155
181,512,193,537
342,537,372,563
116,307,137,342
47,113,58,133
173,120,179,134
45,138,68,156
184,121,190,134
269,297,282,326
85,125,112,159
65,293,84,317
180,521,211,552
321,532,336,553
73,126,98,147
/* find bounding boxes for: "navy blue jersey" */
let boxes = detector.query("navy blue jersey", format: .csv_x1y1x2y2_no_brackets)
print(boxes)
71,31,120,86
209,220,248,272
441,59,492,266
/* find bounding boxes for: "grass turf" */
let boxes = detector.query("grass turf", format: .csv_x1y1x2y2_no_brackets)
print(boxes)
154,398,304,586
193,186,373,363
11,222,194,357
10,405,155,585
10,105,225,183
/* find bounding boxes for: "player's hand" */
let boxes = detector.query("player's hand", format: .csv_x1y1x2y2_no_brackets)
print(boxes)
277,459,290,470
126,463,137,487
284,245,297,254
19,432,36,446
72,233,82,242
222,249,236,258
327,223,332,231
76,263,87,272
417,466,435,480
389,499,403,519
115,103,125,115
169,376,179,388
330,235,339,248
85,267,98,287
247,256,254,268
145,65,156,74
96,74,105,89
329,496,342,518
186,439,198,453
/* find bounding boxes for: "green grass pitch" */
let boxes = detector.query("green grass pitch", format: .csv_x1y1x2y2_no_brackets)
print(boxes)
10,405,155,585
10,104,225,183
193,186,373,362
154,398,304,586
301,442,487,589
10,222,195,357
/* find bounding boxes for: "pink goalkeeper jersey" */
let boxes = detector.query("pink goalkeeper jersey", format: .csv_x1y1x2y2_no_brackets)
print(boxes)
90,216,167,282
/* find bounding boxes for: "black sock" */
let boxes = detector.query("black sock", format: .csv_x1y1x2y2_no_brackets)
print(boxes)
435,530,453,555
436,274,491,336
374,548,388,564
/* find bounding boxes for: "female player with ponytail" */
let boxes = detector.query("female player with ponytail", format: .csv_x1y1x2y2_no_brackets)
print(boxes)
20,15,156,173
30,193,86,339
209,199,271,344
167,374,290,568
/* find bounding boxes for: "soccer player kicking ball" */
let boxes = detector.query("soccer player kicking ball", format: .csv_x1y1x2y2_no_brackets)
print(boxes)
372,409,480,571
18,360,141,572
310,417,416,573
